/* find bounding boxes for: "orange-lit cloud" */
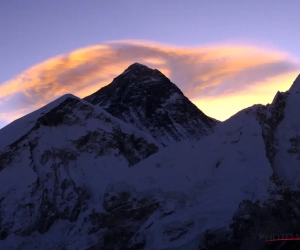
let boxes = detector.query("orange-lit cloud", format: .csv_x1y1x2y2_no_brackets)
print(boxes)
0,40,299,127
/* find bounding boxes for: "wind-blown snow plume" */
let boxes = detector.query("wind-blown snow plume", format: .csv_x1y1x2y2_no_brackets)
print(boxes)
0,40,299,127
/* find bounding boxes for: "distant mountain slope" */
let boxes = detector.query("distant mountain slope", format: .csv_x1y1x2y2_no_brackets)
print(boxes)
84,63,218,145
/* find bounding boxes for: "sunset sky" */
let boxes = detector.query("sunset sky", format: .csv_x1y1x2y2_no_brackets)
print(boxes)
0,0,300,129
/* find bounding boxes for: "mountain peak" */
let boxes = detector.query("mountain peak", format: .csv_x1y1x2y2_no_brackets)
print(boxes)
84,63,218,145
121,62,162,79
128,62,149,69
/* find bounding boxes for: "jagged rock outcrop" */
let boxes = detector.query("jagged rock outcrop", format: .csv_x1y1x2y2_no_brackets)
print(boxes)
248,74,300,187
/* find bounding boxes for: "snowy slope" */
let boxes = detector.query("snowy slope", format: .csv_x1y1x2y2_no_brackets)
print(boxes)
0,94,163,248
0,106,273,250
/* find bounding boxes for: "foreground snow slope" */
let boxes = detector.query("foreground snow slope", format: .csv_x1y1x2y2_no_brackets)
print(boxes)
0,94,274,250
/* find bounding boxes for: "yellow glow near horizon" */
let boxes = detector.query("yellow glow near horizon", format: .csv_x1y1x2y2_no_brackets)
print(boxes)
192,71,299,121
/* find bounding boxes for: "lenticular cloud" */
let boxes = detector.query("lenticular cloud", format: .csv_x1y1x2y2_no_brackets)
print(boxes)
0,40,299,126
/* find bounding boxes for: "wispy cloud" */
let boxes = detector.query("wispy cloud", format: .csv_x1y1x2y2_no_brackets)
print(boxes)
0,40,299,127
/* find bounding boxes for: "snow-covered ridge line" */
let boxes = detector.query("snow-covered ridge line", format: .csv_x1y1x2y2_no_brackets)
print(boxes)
0,94,78,151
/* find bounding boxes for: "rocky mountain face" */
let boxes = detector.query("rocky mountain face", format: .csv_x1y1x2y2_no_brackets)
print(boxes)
0,65,300,250
84,63,218,146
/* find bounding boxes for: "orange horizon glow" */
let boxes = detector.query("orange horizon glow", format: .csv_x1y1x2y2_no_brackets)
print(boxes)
0,40,299,126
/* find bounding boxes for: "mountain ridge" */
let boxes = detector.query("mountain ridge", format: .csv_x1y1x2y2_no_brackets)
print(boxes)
1,64,300,249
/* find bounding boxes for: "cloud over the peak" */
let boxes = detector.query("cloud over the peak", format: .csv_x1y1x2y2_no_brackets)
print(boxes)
0,40,299,127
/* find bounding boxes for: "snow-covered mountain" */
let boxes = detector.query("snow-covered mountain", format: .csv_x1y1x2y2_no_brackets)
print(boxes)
84,63,218,146
0,64,300,250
